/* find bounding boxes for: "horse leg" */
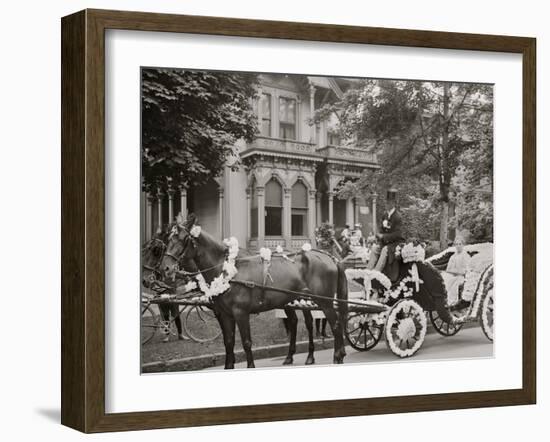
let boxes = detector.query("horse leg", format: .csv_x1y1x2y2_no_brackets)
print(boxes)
171,305,186,340
234,310,255,368
283,308,298,365
302,310,315,365
216,313,236,369
322,307,346,364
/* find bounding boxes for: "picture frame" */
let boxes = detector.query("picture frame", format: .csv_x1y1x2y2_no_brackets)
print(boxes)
61,8,536,433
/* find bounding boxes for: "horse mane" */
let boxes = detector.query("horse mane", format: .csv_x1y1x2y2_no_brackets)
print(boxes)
196,229,227,258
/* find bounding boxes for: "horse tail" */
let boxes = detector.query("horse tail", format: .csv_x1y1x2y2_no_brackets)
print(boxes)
335,261,348,329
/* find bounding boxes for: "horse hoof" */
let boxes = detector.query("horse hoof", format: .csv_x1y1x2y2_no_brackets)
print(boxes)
305,357,315,365
333,357,344,364
282,357,293,365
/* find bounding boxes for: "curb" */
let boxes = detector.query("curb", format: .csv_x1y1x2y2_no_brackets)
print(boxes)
142,338,335,373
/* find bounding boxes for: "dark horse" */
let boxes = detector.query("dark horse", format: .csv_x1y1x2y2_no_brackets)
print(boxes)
161,214,348,369
141,227,185,342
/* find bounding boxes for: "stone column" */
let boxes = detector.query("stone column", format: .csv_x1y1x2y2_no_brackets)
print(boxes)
315,192,322,225
308,189,317,245
145,193,154,241
346,197,354,226
328,191,334,225
218,187,224,240
283,187,292,249
156,190,164,229
309,83,316,144
354,198,360,226
179,184,187,219
372,193,378,234
167,184,175,223
257,186,265,248
246,187,251,242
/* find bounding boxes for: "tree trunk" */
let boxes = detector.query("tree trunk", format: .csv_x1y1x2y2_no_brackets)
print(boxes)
440,200,449,248
439,83,451,249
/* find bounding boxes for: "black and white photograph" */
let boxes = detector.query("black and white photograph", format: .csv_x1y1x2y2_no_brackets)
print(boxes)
140,68,494,372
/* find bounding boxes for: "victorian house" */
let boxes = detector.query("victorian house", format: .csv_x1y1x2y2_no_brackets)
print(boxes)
142,73,381,250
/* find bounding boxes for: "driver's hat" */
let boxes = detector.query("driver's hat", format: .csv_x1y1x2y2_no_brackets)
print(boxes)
387,187,398,201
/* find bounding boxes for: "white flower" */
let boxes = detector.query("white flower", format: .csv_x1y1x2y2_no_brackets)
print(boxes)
382,220,390,229
276,245,284,253
259,247,272,262
302,243,312,252
190,225,202,238
184,281,197,292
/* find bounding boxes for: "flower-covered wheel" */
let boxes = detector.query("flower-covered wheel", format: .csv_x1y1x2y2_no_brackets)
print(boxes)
345,312,383,351
384,299,427,358
480,288,494,341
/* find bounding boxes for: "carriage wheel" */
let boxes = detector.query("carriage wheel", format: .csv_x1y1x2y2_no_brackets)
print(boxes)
384,299,427,358
345,312,383,351
183,305,222,343
141,304,161,345
480,288,494,341
429,303,468,336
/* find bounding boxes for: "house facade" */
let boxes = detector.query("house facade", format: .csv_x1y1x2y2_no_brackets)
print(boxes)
141,73,381,250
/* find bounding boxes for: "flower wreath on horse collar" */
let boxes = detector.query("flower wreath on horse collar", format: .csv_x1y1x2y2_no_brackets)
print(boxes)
181,228,240,301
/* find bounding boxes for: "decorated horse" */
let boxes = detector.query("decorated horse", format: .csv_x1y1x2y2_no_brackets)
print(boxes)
141,227,185,342
160,213,349,369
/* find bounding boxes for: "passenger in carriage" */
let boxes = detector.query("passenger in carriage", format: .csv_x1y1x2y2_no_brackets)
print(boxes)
442,237,471,307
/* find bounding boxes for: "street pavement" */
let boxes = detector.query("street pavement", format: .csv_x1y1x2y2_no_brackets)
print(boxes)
206,326,493,370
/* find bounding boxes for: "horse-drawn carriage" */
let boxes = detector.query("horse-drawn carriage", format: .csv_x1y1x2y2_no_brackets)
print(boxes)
142,214,494,366
340,242,494,358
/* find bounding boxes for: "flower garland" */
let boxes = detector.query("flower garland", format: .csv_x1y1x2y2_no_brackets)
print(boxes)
182,235,239,302
401,242,425,263
382,266,424,303
345,268,391,298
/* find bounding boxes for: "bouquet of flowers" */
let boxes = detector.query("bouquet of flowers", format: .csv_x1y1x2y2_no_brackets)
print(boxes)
314,222,335,250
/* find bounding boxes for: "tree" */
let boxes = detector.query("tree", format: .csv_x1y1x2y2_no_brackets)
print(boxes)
141,68,259,192
314,79,493,248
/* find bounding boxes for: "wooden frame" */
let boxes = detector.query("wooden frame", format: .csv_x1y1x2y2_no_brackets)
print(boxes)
61,9,536,433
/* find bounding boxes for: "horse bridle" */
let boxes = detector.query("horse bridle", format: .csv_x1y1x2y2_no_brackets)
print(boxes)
142,237,167,276
163,227,227,278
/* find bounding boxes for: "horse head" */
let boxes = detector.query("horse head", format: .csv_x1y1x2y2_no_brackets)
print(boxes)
160,213,201,278
141,228,168,287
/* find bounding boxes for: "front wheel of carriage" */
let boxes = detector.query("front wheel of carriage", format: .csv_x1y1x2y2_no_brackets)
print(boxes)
384,299,427,358
345,312,383,351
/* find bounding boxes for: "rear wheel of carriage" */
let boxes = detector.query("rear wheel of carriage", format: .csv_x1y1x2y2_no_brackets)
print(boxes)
429,303,468,336
141,304,161,345
183,305,222,343
384,299,427,358
345,312,383,351
480,288,494,341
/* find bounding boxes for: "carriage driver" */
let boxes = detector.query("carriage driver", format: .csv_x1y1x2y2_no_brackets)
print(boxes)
372,188,404,281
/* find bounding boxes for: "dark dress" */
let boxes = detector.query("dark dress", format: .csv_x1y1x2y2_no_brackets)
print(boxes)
378,208,405,282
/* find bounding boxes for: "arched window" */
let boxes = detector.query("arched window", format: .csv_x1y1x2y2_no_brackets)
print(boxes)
291,181,308,236
265,178,283,236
